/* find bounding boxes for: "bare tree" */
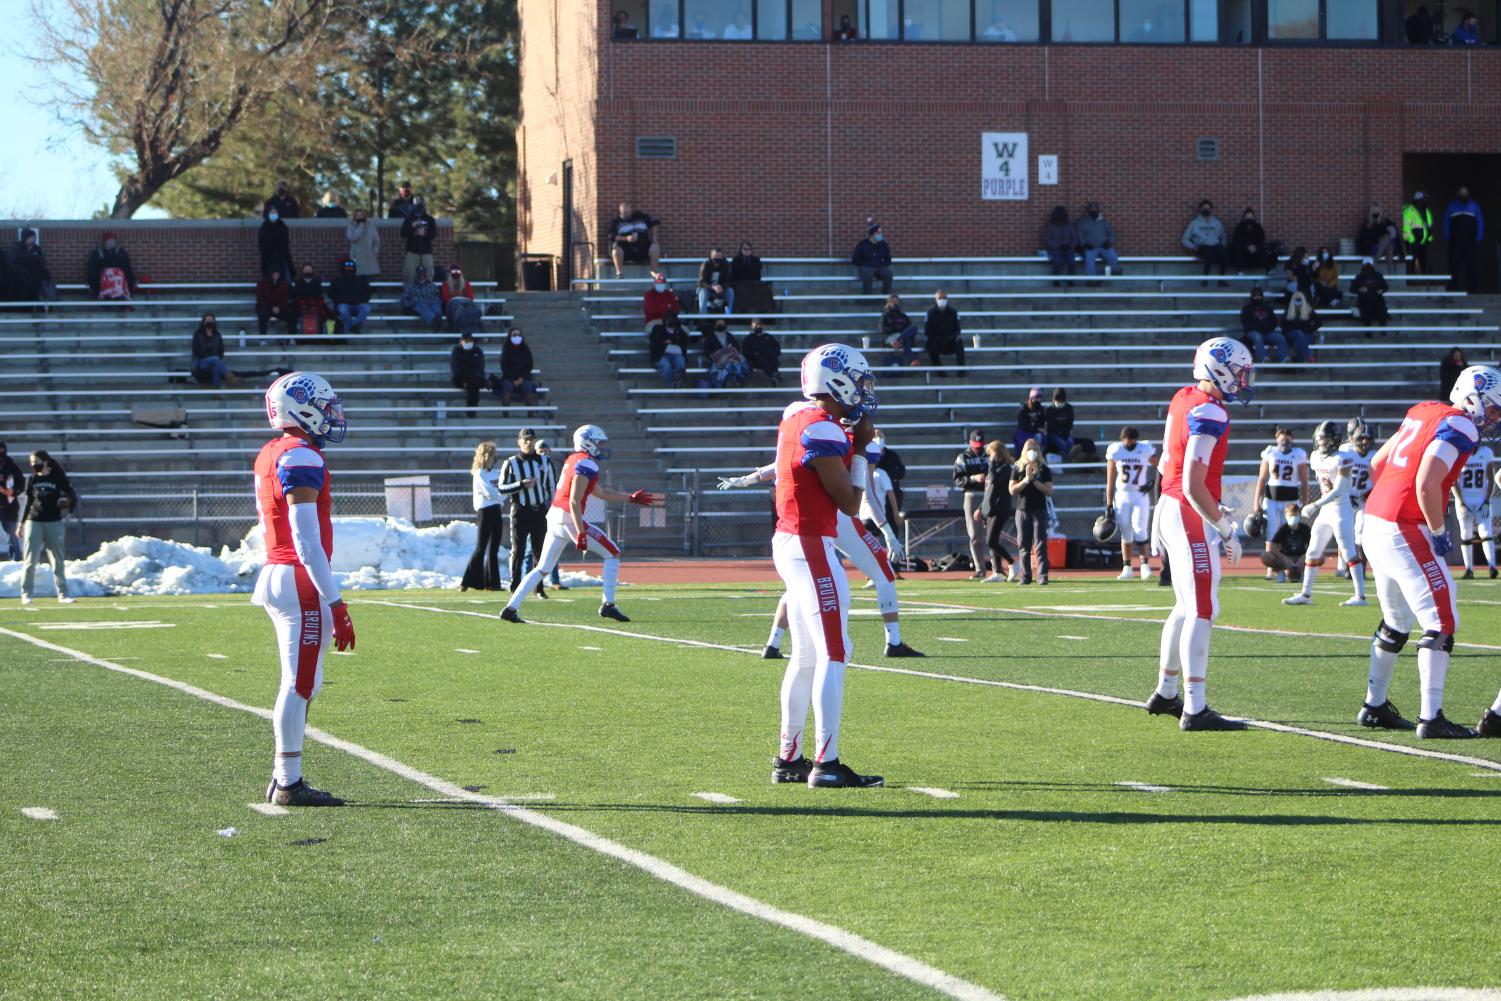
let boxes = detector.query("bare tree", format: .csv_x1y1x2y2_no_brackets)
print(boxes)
32,0,364,218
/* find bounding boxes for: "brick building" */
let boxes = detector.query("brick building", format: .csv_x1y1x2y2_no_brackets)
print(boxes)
517,0,1501,287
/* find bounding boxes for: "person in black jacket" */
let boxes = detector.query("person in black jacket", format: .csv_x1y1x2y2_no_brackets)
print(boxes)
1238,287,1288,362
697,248,734,314
981,440,1015,582
291,263,330,335
852,224,893,294
258,212,294,278
739,320,781,384
881,294,918,366
450,331,491,415
19,449,78,604
1011,386,1048,453
953,429,990,579
388,181,417,220
1044,387,1075,457
498,327,538,407
1009,440,1053,585
649,312,691,386
1229,208,1272,272
401,197,437,284
86,231,138,300
8,229,50,302
1440,347,1468,399
190,313,239,388
1351,259,1389,329
263,180,300,220
328,259,372,334
0,441,23,560
924,289,963,372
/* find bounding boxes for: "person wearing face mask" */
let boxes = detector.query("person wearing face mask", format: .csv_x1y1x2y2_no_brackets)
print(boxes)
0,442,23,561
1358,205,1400,273
924,288,963,372
402,264,444,331
1009,440,1054,585
1280,290,1318,361
1254,426,1309,576
697,247,735,315
450,332,490,417
1312,247,1343,309
740,319,782,384
291,263,330,337
1012,386,1048,454
1351,259,1389,329
258,209,294,279
191,313,240,388
642,271,679,332
851,224,893,295
329,259,372,335
344,208,381,277
255,268,295,338
1403,191,1434,274
388,180,416,220
649,311,691,387
1042,206,1077,287
499,327,539,408
1229,208,1272,273
953,429,991,579
263,179,300,220
315,191,347,219
7,229,51,303
400,195,437,285
1181,199,1229,285
85,230,137,301
880,294,919,367
1238,287,1286,362
1075,202,1120,280
18,450,77,605
1261,502,1310,586
1443,186,1484,294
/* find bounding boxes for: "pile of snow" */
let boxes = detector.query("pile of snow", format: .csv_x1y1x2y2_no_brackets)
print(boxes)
0,517,601,597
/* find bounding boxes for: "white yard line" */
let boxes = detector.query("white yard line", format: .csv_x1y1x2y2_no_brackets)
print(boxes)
36,621,174,631
207,653,228,660
1321,777,1388,791
935,637,969,643
1057,635,1089,641
1115,781,1173,794
21,806,58,820
692,792,742,805
248,802,289,816
579,645,604,652
907,787,961,800
454,649,481,655
367,600,1501,776
0,625,1005,1001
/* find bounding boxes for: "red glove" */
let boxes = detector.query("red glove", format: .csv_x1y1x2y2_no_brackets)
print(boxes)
331,601,356,652
628,489,654,506
576,532,591,552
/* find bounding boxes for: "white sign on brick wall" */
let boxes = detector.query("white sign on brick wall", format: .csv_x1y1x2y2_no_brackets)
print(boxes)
981,132,1028,201
1038,155,1059,185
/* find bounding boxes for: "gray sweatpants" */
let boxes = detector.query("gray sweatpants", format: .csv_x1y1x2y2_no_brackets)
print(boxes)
962,492,986,573
22,520,68,598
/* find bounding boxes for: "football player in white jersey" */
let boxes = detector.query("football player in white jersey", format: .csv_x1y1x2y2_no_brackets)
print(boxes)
1451,440,1497,578
1254,426,1309,577
1334,418,1375,576
1103,426,1157,580
1284,420,1367,606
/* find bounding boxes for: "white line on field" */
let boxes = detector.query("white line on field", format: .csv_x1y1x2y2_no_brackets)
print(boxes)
368,601,1501,776
248,802,289,816
0,625,1006,1001
692,792,742,805
1471,772,1501,778
1058,635,1089,641
1321,777,1388,791
412,793,557,803
207,653,228,660
1116,781,1173,794
907,787,960,800
454,649,481,655
935,637,969,643
37,621,174,631
1224,988,1501,1000
579,645,604,652
21,806,58,820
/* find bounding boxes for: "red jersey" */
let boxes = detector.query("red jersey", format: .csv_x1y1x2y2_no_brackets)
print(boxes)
1158,386,1231,503
254,435,332,565
1365,401,1478,524
551,451,601,512
774,401,852,537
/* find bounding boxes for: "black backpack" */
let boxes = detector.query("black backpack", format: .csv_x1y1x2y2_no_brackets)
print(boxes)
878,447,907,484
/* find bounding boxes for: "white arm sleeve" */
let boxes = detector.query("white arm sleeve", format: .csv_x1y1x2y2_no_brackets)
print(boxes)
1184,433,1217,467
289,502,342,606
754,462,776,483
849,455,868,490
1424,439,1459,473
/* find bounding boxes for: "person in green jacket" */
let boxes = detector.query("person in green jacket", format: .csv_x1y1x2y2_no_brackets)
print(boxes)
1402,191,1434,274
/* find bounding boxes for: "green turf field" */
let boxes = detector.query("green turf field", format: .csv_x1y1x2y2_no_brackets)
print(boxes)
3,576,1500,1001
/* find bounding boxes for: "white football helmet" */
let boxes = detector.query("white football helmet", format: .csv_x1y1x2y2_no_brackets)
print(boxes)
265,372,346,444
1449,365,1501,439
1192,337,1255,404
800,343,877,422
573,423,609,458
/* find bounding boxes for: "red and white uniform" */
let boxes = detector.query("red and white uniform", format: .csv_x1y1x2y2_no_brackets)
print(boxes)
1157,387,1231,620
506,450,623,611
252,436,334,701
1363,402,1477,634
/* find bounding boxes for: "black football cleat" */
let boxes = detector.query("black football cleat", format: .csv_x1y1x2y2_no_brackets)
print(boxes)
761,645,783,660
1477,709,1501,737
884,642,925,658
807,759,884,789
266,778,345,807
1416,711,1477,739
1461,569,1475,580
771,755,812,783
1146,692,1184,718
599,603,630,622
1179,706,1248,731
500,607,522,623
1357,700,1416,731
1492,568,1499,580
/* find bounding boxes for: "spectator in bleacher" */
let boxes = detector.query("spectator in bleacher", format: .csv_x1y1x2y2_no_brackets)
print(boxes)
881,294,919,366
258,210,294,279
263,179,300,220
498,327,539,409
833,14,858,39
85,231,137,301
697,248,735,315
1043,206,1077,286
450,331,491,416
1012,386,1048,453
642,271,679,332
852,224,893,295
608,202,662,277
292,263,330,335
1443,186,1484,294
1358,205,1400,272
401,196,438,285
345,209,381,277
1282,245,1314,301
612,9,640,38
1009,439,1053,586
1279,291,1318,362
1451,11,1481,43
1076,202,1119,279
329,259,373,335
732,241,762,282
442,265,483,335
732,240,774,313
1229,208,1273,273
701,319,749,389
740,319,781,384
255,269,295,338
1182,199,1230,284
19,450,77,605
924,289,964,372
388,181,416,220
402,264,444,331
1044,387,1075,459
7,229,50,303
1351,259,1389,329
190,313,239,388
648,311,691,386
1405,3,1433,42
1440,347,1468,399
1238,287,1287,362
1403,192,1434,274
316,191,347,218
1312,248,1343,308
981,440,1015,582
953,429,990,579
0,442,25,561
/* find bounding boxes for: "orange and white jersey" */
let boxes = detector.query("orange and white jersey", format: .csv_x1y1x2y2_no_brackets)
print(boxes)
1366,401,1477,525
774,401,852,538
254,436,332,566
551,451,601,513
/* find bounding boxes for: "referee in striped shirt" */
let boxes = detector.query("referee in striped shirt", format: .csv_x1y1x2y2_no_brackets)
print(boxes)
501,427,556,595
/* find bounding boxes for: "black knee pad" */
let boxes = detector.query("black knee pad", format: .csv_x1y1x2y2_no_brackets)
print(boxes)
1416,630,1455,653
1372,621,1410,653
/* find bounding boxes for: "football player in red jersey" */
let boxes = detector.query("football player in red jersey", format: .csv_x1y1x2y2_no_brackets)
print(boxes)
1146,338,1252,732
254,373,356,807
1357,364,1501,739
769,344,884,789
